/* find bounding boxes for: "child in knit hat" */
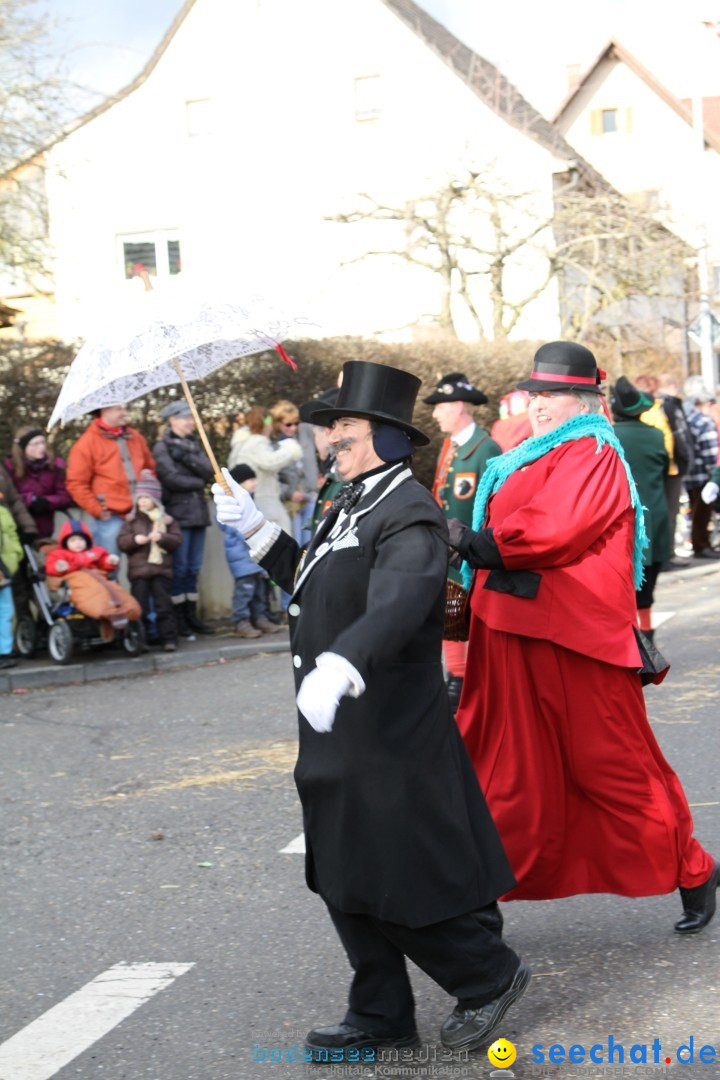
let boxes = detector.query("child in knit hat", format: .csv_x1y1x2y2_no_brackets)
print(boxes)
117,470,183,650
219,465,281,638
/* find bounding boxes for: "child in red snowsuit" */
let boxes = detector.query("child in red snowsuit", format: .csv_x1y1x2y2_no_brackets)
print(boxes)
45,519,140,629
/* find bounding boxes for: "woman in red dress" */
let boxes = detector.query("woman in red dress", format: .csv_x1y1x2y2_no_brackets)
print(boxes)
449,341,717,934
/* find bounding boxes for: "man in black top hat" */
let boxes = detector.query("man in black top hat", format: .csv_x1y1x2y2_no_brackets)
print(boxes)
213,360,529,1058
423,373,500,715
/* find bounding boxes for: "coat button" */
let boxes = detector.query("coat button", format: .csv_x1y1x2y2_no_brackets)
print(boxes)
293,655,302,668
315,542,329,557
288,603,300,616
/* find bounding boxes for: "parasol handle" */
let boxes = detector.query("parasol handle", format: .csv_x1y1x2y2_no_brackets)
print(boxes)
172,358,231,494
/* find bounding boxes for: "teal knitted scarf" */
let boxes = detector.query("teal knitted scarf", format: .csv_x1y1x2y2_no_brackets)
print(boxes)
461,413,648,590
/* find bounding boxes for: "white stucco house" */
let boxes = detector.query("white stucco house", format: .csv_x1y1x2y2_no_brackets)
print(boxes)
22,0,616,346
553,39,720,367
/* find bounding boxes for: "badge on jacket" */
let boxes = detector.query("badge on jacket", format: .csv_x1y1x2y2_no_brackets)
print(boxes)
453,473,477,499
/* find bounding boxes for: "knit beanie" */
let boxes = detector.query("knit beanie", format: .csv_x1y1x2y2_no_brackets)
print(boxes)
135,469,163,506
229,464,256,485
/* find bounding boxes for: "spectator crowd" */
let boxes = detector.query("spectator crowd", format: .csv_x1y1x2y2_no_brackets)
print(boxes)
0,367,718,671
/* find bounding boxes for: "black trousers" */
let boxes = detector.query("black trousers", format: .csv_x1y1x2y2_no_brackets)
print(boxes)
326,901,519,1037
688,486,713,553
131,576,176,644
636,561,661,609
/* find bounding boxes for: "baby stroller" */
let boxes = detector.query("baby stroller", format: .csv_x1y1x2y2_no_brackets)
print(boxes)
14,542,145,665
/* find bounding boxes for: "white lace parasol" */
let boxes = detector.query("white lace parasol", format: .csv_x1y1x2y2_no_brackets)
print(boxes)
48,287,311,429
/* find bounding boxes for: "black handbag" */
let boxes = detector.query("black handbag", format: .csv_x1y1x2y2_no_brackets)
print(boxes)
633,626,670,686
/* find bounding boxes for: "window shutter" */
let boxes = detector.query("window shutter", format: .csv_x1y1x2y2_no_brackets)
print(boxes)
590,109,603,135
624,107,633,133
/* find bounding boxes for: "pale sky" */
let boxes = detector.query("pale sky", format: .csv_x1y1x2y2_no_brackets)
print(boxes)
48,0,720,118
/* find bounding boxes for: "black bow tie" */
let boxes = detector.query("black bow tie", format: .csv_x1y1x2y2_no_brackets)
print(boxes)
329,482,365,517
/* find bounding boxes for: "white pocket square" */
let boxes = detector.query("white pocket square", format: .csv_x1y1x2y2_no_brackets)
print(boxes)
332,530,360,550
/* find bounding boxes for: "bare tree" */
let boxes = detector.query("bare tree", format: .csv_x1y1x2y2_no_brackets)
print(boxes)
550,179,692,350
330,168,693,351
330,168,555,339
0,0,66,282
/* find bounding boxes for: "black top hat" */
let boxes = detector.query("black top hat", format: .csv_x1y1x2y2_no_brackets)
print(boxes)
422,372,488,405
299,386,340,424
516,341,605,395
610,375,654,419
308,361,430,446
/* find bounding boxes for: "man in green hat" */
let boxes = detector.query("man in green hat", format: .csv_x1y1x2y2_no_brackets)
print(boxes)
423,372,501,714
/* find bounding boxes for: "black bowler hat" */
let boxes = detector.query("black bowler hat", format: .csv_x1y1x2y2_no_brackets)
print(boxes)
517,341,605,395
308,361,430,446
610,375,654,419
422,372,488,405
299,386,339,424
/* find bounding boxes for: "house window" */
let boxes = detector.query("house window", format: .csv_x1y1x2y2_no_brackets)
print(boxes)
602,108,617,133
120,233,182,280
713,264,720,299
354,75,382,122
590,107,633,135
186,98,212,137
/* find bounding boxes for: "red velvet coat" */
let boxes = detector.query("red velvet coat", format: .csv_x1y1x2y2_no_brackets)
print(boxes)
470,438,642,669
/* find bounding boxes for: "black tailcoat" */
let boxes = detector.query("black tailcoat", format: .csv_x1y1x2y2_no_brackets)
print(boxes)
260,464,514,928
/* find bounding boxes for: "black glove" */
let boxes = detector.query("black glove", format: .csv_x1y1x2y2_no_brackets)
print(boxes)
447,520,504,571
30,496,51,514
447,518,468,569
447,518,469,553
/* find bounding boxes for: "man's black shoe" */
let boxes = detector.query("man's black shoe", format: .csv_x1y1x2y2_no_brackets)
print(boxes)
693,547,720,559
675,860,719,934
305,1022,419,1059
440,960,531,1050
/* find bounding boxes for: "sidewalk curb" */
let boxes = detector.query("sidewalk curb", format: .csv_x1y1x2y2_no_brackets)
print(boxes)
3,560,716,693
0,636,291,694
655,560,720,587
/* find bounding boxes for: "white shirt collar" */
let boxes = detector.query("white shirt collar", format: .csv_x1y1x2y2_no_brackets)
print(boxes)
452,421,476,447
357,462,404,494
331,464,405,532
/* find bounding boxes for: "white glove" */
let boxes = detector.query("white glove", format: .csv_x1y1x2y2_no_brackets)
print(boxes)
296,666,352,734
701,480,719,505
211,467,265,534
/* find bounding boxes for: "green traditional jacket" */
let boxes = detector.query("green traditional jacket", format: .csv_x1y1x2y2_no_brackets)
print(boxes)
432,424,502,584
612,419,671,566
312,473,345,533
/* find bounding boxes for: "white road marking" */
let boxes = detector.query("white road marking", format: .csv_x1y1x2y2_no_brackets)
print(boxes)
0,962,194,1080
652,611,675,628
280,832,305,854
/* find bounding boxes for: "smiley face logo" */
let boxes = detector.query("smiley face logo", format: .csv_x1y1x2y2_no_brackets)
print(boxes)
488,1038,517,1068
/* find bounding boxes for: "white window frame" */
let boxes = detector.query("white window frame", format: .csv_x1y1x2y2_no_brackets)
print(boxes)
117,230,182,281
354,75,382,122
186,98,212,137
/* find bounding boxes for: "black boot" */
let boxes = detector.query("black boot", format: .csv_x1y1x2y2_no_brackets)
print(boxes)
173,601,195,640
184,598,214,635
674,860,719,934
446,675,463,717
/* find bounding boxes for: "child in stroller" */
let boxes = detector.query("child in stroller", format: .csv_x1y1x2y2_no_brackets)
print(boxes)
16,519,144,664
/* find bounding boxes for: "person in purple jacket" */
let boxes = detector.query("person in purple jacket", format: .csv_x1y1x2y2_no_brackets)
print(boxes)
5,427,73,540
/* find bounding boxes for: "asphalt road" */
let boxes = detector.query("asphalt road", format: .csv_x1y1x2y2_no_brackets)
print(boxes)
0,565,718,1080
